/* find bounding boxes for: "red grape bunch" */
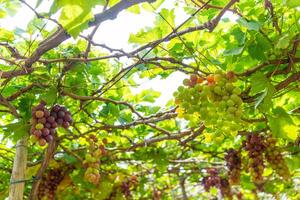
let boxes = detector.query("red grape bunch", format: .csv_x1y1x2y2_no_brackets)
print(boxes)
202,168,221,191
120,176,139,198
243,134,266,186
202,168,233,199
50,104,73,129
264,136,290,180
225,148,242,185
37,168,64,200
30,101,55,146
30,102,73,146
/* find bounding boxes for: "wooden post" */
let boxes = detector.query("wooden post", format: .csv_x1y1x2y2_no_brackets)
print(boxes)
9,136,28,200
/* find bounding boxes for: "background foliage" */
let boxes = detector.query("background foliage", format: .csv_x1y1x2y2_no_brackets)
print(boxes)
0,0,299,199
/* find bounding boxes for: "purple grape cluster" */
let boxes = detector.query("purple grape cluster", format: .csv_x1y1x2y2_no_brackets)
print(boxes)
243,133,266,185
30,102,73,146
225,148,242,185
38,168,64,200
30,101,55,146
50,105,73,129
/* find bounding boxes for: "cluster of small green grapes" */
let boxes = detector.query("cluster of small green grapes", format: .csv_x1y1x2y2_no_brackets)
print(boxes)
264,136,290,180
83,134,107,185
174,71,243,134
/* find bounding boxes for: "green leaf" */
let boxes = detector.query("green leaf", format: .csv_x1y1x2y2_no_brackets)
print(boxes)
267,107,299,140
50,0,101,38
237,18,261,31
250,72,270,94
40,86,58,105
276,34,290,49
2,121,30,142
250,72,275,111
284,0,300,8
0,28,14,42
223,46,244,56
137,89,161,103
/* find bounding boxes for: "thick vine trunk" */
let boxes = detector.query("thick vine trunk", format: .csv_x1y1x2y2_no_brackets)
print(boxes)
9,136,28,200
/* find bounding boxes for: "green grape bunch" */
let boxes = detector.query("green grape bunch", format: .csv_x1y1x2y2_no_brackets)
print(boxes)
174,71,243,135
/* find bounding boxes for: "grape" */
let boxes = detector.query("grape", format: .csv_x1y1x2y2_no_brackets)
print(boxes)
47,116,55,123
35,123,44,130
33,130,42,137
50,112,57,118
45,123,51,129
35,110,44,118
42,128,50,136
50,129,56,135
58,111,65,118
39,138,47,146
38,117,46,124
52,105,60,112
57,118,63,125
62,122,69,129
44,110,50,118
51,122,58,128
45,135,53,142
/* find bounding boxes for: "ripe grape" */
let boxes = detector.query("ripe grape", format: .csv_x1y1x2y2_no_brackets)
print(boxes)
47,116,55,123
35,110,44,118
57,111,65,118
39,139,47,146
33,130,42,137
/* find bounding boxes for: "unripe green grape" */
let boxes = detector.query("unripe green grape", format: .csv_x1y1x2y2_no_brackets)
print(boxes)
235,110,243,118
227,107,237,113
35,123,44,130
230,94,240,103
227,99,235,107
183,78,190,86
232,87,241,95
213,86,222,95
178,86,184,92
225,83,234,92
222,95,229,101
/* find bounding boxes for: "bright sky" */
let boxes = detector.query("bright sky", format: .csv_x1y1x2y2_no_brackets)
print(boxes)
0,0,190,106
0,0,236,106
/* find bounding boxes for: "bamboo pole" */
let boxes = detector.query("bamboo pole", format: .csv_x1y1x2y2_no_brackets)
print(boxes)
9,136,28,200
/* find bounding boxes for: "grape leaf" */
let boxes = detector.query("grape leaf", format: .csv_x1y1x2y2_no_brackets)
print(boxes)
267,107,299,140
